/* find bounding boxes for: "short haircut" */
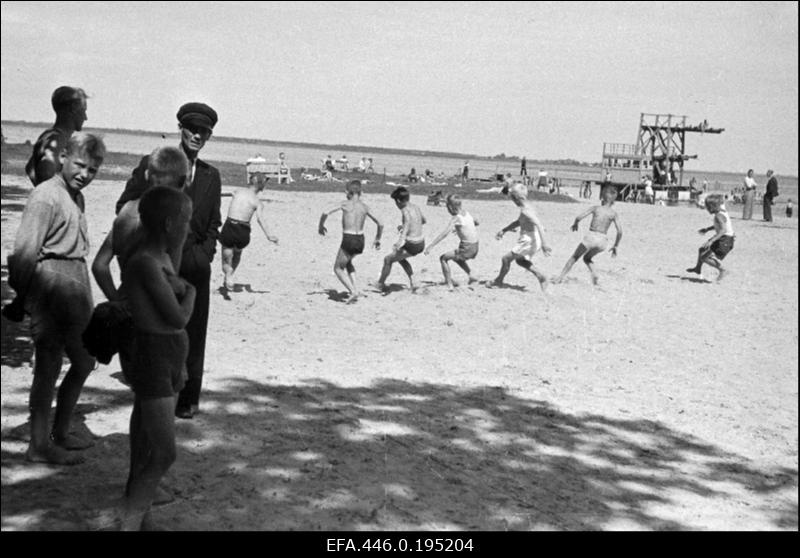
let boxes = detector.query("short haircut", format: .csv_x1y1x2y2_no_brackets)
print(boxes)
602,184,618,196
346,180,362,195
65,132,106,162
705,194,723,211
445,193,462,208
138,186,192,234
148,146,189,184
51,86,87,113
390,186,409,202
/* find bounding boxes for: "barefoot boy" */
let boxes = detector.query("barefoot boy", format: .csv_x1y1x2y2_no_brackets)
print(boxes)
219,172,279,291
318,180,383,302
7,133,105,465
493,183,552,290
686,194,734,282
553,185,622,286
424,194,480,289
377,186,427,292
119,186,196,530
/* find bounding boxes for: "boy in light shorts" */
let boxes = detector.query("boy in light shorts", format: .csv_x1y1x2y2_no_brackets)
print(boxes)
553,185,622,286
424,194,480,289
492,183,552,291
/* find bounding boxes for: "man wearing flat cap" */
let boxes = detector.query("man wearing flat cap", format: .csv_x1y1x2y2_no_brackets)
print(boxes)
115,102,221,419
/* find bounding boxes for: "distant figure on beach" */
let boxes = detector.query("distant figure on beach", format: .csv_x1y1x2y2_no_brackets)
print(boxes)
763,170,778,222
581,181,592,199
492,183,551,291
686,194,734,282
115,102,221,421
278,152,293,184
338,154,349,171
377,186,427,292
25,86,89,187
358,157,367,172
742,169,757,220
318,180,383,303
219,172,279,292
324,155,335,173
538,169,548,191
786,199,793,219
408,167,418,183
520,156,527,178
119,186,195,530
7,133,106,465
424,194,479,290
643,175,654,205
367,158,375,173
553,185,622,286
461,161,470,182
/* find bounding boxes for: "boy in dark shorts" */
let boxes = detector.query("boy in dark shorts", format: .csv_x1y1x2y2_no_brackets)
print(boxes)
377,186,427,292
219,172,279,291
120,186,196,530
319,180,383,303
686,194,734,282
424,194,480,289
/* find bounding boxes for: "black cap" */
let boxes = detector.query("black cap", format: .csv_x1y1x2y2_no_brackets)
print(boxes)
176,102,218,131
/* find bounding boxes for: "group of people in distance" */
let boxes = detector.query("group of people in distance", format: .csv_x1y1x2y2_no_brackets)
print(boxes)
2,86,741,531
317,179,625,304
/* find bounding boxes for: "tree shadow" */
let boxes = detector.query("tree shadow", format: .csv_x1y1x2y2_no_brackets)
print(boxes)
2,378,796,531
1,265,34,368
665,274,711,284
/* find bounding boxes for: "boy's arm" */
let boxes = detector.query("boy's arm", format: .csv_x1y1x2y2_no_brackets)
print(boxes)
395,209,410,249
496,219,520,239
425,217,456,254
132,257,196,329
91,231,120,301
366,208,384,249
610,213,622,256
255,202,279,244
572,207,595,231
318,205,342,235
702,214,726,248
8,198,52,296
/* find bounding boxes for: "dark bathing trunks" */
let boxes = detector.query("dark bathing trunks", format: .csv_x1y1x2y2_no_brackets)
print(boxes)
219,218,251,249
126,329,189,399
709,235,734,260
454,241,479,261
340,233,365,256
402,239,425,256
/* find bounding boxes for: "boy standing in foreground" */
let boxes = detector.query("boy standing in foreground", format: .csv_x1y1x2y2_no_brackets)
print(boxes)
219,172,279,291
120,186,196,530
492,183,552,291
424,194,480,290
686,193,734,282
7,133,106,464
377,187,427,292
318,180,383,303
553,185,622,286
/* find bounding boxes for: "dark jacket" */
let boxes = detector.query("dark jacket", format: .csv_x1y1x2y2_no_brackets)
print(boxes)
766,176,779,198
115,153,222,282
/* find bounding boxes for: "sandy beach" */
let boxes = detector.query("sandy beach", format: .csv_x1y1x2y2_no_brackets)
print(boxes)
1,173,797,531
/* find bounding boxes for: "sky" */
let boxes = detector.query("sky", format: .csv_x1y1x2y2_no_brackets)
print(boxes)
1,1,798,175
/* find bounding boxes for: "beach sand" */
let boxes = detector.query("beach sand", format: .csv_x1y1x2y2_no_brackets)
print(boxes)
1,174,797,531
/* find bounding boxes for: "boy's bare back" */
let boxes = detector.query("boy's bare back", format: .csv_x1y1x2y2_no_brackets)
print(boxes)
402,203,425,239
341,199,371,234
227,189,260,223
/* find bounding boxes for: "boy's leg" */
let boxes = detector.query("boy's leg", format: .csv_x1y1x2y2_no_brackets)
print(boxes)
221,246,234,289
701,252,727,281
231,248,243,275
398,257,418,290
377,249,405,288
582,248,604,285
554,244,587,283
51,328,95,450
26,340,83,465
454,259,478,283
121,396,176,531
333,248,356,295
439,252,457,289
688,245,714,274
516,258,549,291
493,252,516,285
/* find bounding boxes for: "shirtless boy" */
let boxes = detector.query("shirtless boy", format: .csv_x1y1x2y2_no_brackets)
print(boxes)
493,183,552,290
686,193,734,282
318,180,383,303
120,186,195,530
377,187,427,292
553,185,622,285
219,172,279,291
424,194,480,289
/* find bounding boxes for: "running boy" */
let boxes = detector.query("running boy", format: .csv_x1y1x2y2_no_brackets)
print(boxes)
424,194,479,289
318,180,383,303
377,186,427,292
492,183,552,291
553,185,622,286
7,133,105,465
219,172,279,291
686,193,734,282
119,186,195,530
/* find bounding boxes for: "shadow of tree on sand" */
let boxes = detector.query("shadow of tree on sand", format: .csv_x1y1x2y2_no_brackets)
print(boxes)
1,265,34,368
2,378,796,531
